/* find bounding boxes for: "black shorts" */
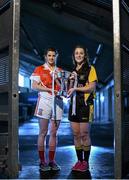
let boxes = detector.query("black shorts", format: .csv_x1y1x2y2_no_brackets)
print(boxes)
68,96,94,123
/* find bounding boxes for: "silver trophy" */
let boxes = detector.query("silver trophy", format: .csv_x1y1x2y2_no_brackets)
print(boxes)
57,71,68,97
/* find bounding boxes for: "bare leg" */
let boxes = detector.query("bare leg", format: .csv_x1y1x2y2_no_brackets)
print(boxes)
38,118,49,163
70,122,81,147
80,122,91,163
80,122,91,146
49,120,60,156
48,120,61,170
70,122,83,162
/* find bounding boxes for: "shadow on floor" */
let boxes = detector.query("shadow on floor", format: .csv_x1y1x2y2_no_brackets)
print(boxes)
39,169,92,179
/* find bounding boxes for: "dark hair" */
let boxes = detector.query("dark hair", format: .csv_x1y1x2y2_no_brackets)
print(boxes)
72,45,89,67
43,47,58,56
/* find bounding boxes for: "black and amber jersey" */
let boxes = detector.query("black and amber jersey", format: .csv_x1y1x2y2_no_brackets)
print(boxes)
75,63,98,104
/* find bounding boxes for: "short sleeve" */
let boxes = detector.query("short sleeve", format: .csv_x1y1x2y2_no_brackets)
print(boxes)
88,66,98,83
30,67,41,83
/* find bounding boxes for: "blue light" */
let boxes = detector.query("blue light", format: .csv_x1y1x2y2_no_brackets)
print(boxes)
100,94,104,102
27,97,37,102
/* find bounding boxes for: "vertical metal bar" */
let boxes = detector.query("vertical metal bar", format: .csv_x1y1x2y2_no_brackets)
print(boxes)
112,0,122,178
8,0,20,178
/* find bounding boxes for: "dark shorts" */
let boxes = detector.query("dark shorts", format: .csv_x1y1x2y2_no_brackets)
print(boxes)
68,96,94,123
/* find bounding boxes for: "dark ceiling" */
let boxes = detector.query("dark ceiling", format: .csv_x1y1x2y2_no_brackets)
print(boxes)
20,0,113,86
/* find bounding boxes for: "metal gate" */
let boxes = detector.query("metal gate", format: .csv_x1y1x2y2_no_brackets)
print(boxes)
0,0,20,178
113,0,129,178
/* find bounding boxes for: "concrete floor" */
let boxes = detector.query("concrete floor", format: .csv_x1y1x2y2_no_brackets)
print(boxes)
18,116,114,179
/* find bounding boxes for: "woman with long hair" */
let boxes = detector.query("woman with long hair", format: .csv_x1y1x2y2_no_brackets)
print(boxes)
68,45,98,172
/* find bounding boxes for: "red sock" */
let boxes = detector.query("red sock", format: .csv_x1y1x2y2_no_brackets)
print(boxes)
49,151,55,162
38,150,45,163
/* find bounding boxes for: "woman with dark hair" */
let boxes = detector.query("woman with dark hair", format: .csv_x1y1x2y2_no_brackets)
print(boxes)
68,45,98,172
30,47,63,172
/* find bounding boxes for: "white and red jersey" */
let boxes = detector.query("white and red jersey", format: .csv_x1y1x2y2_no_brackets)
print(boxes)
30,63,62,97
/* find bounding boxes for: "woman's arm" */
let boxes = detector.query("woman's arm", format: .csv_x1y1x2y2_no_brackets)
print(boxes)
31,80,52,93
67,81,97,97
75,81,96,93
54,72,61,86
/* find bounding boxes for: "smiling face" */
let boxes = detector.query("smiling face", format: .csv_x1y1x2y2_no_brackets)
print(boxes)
74,47,86,65
45,50,57,66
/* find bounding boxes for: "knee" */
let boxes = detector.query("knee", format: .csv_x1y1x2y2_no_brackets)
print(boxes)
39,129,48,138
50,129,57,138
81,131,89,141
73,132,80,141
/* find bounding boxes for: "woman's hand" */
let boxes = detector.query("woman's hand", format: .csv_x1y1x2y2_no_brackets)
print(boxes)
69,71,77,80
54,72,58,80
67,88,76,97
54,89,58,94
